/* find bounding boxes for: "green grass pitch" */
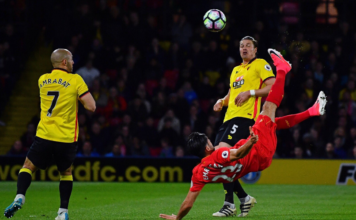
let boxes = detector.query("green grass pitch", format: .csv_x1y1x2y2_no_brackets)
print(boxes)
1,182,356,219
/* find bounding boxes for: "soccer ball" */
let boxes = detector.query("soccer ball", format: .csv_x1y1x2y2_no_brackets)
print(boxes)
203,9,226,32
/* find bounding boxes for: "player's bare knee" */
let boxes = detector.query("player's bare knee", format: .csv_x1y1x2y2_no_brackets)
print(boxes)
23,157,38,172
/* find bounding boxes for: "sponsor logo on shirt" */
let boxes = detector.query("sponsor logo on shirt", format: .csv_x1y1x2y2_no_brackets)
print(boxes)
233,75,244,89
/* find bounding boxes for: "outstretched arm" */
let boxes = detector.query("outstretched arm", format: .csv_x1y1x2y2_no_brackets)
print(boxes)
229,127,258,161
160,191,201,220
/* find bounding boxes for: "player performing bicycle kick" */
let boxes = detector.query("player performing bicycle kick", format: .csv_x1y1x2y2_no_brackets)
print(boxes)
159,49,327,220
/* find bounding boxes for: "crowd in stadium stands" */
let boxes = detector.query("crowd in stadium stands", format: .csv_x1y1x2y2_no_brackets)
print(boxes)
3,1,356,159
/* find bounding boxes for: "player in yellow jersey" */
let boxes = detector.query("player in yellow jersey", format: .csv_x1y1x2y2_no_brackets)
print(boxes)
4,49,96,220
212,36,275,217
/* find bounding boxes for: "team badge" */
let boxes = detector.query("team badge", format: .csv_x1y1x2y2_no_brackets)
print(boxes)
233,75,244,89
265,64,272,71
222,151,228,158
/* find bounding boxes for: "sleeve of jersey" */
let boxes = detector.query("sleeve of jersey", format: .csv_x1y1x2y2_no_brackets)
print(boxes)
38,75,43,89
189,175,205,192
214,147,231,164
76,74,90,98
258,59,275,82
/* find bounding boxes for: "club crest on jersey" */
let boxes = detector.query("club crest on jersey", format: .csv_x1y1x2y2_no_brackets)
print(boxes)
233,75,244,89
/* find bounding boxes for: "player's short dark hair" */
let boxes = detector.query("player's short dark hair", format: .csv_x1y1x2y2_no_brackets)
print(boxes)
241,36,258,48
187,132,207,158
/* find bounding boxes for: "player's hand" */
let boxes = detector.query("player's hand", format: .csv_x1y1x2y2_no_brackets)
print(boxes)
235,91,251,107
249,126,258,144
213,99,224,112
159,213,177,219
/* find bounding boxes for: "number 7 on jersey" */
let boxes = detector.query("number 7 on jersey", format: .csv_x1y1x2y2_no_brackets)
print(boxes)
47,91,59,117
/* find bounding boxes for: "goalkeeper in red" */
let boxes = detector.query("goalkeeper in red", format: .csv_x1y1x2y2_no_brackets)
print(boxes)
159,49,326,220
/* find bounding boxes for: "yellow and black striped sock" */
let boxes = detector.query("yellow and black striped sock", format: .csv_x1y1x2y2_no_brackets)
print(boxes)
17,168,33,196
59,175,73,209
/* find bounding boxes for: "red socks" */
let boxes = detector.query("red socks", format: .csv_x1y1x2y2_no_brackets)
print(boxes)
265,70,286,107
275,110,310,130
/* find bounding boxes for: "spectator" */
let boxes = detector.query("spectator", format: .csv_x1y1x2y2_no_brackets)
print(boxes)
104,87,127,118
289,32,311,55
136,83,151,113
324,142,337,159
168,91,190,122
198,76,213,100
77,60,100,87
160,138,174,157
7,140,26,156
159,117,179,146
146,38,165,72
351,145,356,159
151,92,167,119
77,127,88,151
76,141,100,157
105,144,123,157
127,96,149,123
339,80,356,101
89,122,109,155
175,146,184,157
186,105,205,132
139,117,159,148
157,109,181,134
113,135,127,156
294,146,304,159
166,42,184,70
91,79,108,108
180,124,192,147
182,82,198,105
130,136,150,156
313,62,324,84
171,14,192,49
120,125,132,148
205,40,224,71
333,136,347,159
153,78,172,97
346,127,356,149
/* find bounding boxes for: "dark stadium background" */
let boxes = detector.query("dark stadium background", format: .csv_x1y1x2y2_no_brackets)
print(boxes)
0,0,356,161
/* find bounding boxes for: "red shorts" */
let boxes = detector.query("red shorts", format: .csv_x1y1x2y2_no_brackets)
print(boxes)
251,115,277,170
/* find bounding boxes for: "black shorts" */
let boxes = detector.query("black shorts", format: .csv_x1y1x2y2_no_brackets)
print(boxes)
214,117,255,146
27,136,78,172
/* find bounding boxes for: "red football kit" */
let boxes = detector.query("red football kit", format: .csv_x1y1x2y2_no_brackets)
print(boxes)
190,115,277,192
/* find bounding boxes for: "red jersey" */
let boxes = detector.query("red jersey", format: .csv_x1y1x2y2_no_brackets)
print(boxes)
190,115,277,192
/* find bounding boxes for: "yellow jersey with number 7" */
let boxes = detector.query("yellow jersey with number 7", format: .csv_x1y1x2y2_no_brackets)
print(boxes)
36,68,89,143
224,58,275,123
